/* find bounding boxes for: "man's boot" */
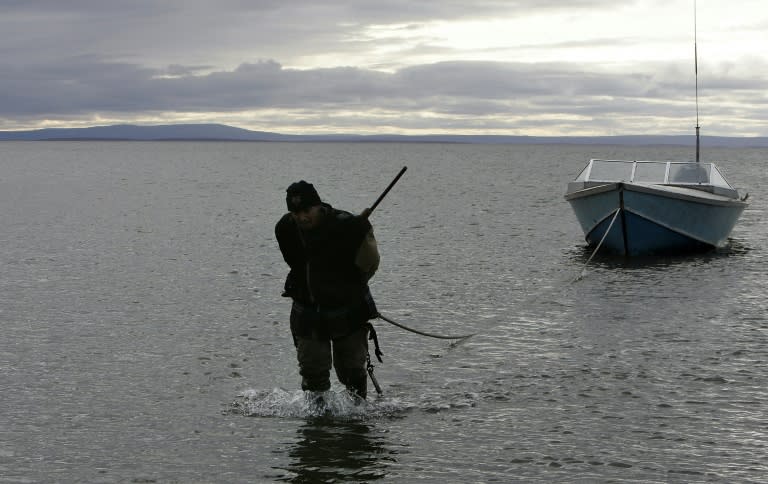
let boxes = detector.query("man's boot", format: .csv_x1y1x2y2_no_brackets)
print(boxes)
338,368,367,401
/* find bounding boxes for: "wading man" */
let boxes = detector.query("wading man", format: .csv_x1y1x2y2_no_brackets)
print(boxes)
275,181,380,400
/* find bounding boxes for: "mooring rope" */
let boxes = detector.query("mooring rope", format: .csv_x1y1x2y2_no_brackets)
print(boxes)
376,313,475,341
572,208,621,282
365,312,474,395
373,209,621,342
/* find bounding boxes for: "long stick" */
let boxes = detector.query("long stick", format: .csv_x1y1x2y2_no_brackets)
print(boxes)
368,166,407,215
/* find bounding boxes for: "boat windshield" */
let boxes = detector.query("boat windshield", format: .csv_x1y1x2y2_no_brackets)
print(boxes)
578,159,734,189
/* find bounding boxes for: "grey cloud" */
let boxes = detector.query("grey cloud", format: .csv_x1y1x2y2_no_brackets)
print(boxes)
2,57,765,126
1,0,621,23
0,0,624,69
1,1,765,135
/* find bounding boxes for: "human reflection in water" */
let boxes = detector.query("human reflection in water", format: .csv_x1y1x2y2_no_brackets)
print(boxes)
277,421,392,482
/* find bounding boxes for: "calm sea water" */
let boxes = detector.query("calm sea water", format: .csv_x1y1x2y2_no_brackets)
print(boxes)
1,141,766,483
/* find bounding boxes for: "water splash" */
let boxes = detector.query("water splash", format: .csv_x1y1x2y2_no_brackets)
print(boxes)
230,388,410,420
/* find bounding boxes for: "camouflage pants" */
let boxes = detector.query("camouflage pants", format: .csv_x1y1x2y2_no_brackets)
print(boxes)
293,325,369,399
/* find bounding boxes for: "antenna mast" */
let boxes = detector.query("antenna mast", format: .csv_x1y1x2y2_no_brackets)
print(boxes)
694,0,700,163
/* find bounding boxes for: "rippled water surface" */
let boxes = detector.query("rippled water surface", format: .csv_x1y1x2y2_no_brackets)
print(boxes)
1,141,766,483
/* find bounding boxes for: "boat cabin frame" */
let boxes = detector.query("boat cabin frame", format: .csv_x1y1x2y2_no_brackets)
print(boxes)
567,159,740,199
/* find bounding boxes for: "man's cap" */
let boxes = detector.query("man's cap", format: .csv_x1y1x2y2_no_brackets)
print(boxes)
286,180,322,212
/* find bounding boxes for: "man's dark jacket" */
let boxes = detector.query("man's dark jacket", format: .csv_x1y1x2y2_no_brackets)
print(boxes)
275,204,373,310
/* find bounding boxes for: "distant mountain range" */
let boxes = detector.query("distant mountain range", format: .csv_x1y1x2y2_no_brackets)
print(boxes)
1,123,767,147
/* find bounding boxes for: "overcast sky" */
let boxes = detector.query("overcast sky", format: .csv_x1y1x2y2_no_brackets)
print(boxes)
2,0,766,136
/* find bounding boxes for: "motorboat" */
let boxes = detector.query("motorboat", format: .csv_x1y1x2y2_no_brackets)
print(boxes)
564,158,748,255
